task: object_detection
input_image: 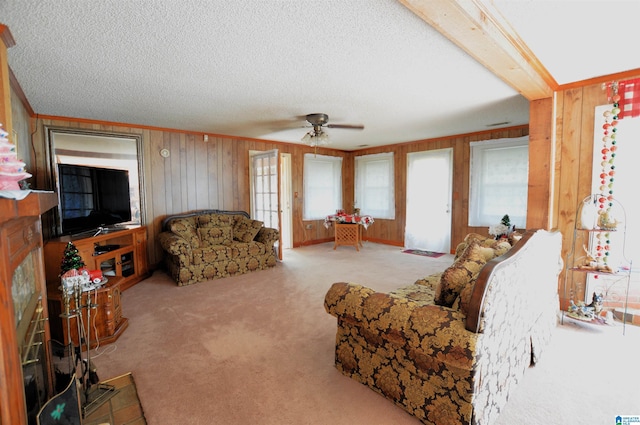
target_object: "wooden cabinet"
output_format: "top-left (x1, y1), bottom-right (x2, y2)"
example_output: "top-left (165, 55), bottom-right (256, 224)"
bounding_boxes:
top-left (44, 225), bottom-right (149, 292)
top-left (43, 227), bottom-right (149, 349)
top-left (134, 226), bottom-right (149, 277)
top-left (47, 276), bottom-right (128, 348)
top-left (0, 191), bottom-right (58, 425)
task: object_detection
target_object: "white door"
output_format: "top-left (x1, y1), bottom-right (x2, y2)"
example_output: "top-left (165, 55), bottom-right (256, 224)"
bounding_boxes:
top-left (405, 148), bottom-right (453, 252)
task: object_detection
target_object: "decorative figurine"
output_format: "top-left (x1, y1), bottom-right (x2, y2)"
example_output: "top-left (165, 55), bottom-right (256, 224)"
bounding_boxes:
top-left (0, 124), bottom-right (31, 190)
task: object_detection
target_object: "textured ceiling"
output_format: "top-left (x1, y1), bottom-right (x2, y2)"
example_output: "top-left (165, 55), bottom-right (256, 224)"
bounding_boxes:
top-left (493, 0), bottom-right (640, 86)
top-left (2, 1), bottom-right (640, 151)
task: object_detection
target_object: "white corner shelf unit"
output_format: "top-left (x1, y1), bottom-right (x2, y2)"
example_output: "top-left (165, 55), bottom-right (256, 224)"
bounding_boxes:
top-left (562, 194), bottom-right (633, 334)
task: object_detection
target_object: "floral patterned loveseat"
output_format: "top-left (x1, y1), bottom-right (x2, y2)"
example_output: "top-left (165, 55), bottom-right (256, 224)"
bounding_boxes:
top-left (158, 210), bottom-right (278, 286)
top-left (324, 229), bottom-right (562, 425)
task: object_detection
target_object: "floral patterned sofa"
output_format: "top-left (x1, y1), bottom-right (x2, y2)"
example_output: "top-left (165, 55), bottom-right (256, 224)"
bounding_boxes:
top-left (324, 229), bottom-right (562, 425)
top-left (157, 210), bottom-right (278, 286)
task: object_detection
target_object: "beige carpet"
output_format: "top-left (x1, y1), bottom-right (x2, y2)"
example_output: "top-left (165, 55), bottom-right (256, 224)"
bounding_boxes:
top-left (88, 242), bottom-right (640, 425)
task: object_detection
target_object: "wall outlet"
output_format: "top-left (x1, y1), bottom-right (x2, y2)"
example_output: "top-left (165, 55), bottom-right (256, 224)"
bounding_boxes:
top-left (305, 224), bottom-right (313, 230)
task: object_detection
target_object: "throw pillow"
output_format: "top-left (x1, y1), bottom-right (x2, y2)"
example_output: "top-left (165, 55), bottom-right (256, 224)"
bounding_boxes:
top-left (197, 213), bottom-right (235, 228)
top-left (457, 278), bottom-right (478, 316)
top-left (466, 232), bottom-right (511, 249)
top-left (197, 226), bottom-right (233, 246)
top-left (233, 216), bottom-right (263, 243)
top-left (454, 241), bottom-right (467, 259)
top-left (492, 240), bottom-right (512, 258)
top-left (455, 241), bottom-right (495, 261)
top-left (462, 233), bottom-right (511, 260)
top-left (169, 219), bottom-right (200, 249)
top-left (435, 242), bottom-right (487, 307)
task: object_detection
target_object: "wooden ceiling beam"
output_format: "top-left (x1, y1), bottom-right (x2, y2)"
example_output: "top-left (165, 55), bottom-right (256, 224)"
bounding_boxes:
top-left (398, 0), bottom-right (555, 100)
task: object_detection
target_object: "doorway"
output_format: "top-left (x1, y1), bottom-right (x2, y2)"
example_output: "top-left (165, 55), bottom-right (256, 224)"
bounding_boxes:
top-left (249, 150), bottom-right (292, 258)
top-left (279, 153), bottom-right (293, 250)
top-left (405, 148), bottom-right (453, 253)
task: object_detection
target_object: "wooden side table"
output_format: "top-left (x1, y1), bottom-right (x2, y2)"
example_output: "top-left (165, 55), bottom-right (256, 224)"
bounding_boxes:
top-left (47, 276), bottom-right (128, 349)
top-left (334, 223), bottom-right (361, 251)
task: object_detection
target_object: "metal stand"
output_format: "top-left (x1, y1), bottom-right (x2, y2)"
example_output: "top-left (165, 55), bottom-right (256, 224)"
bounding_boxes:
top-left (60, 280), bottom-right (118, 417)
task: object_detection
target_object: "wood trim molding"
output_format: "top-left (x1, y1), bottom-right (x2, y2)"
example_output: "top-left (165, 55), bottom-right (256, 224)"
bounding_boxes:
top-left (557, 68), bottom-right (640, 91)
top-left (0, 24), bottom-right (16, 49)
top-left (0, 25), bottom-right (35, 116)
top-left (36, 113), bottom-right (303, 145)
top-left (397, 0), bottom-right (555, 100)
top-left (1, 25), bottom-right (16, 134)
top-left (9, 66), bottom-right (34, 116)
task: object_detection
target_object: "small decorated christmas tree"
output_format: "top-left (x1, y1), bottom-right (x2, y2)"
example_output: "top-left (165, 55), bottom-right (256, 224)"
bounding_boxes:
top-left (60, 242), bottom-right (85, 275)
top-left (489, 214), bottom-right (514, 240)
top-left (501, 214), bottom-right (511, 228)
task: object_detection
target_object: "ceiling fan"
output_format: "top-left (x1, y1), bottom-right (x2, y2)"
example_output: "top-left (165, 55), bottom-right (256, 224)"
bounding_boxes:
top-left (302, 113), bottom-right (364, 147)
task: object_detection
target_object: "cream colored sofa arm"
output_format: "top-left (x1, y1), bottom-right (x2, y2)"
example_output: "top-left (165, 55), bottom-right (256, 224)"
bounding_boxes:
top-left (465, 229), bottom-right (562, 333)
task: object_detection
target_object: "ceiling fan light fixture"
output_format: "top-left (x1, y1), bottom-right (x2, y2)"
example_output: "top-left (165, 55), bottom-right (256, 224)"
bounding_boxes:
top-left (300, 113), bottom-right (360, 149)
top-left (302, 128), bottom-right (330, 147)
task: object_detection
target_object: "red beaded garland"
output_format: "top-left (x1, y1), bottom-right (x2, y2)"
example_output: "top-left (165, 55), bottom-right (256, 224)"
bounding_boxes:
top-left (596, 94), bottom-right (619, 266)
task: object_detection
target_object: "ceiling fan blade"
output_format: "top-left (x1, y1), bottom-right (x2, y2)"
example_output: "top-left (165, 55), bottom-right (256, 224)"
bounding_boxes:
top-left (326, 124), bottom-right (364, 130)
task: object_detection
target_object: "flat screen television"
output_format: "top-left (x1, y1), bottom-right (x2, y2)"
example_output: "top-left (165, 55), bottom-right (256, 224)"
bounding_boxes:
top-left (57, 164), bottom-right (132, 235)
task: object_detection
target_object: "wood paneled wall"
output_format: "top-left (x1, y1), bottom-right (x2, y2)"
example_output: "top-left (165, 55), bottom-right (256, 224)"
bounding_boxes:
top-left (352, 126), bottom-right (530, 250)
top-left (28, 117), bottom-right (353, 266)
top-left (527, 97), bottom-right (554, 230)
top-left (20, 75), bottom-right (630, 307)
top-left (552, 78), bottom-right (638, 305)
top-left (27, 115), bottom-right (529, 268)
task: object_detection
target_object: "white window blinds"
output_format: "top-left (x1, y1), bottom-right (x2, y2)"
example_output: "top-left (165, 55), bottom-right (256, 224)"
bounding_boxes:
top-left (355, 152), bottom-right (395, 219)
top-left (469, 136), bottom-right (528, 228)
top-left (303, 153), bottom-right (342, 220)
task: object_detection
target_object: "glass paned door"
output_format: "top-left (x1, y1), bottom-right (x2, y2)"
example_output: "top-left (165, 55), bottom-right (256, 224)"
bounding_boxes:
top-left (250, 150), bottom-right (281, 258)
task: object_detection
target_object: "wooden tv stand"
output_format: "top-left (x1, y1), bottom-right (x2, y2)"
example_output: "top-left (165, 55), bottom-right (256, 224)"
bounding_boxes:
top-left (44, 225), bottom-right (149, 292)
top-left (43, 226), bottom-right (149, 347)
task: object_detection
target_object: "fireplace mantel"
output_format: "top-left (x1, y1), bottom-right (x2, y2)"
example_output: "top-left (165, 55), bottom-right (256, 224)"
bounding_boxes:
top-left (0, 191), bottom-right (57, 425)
